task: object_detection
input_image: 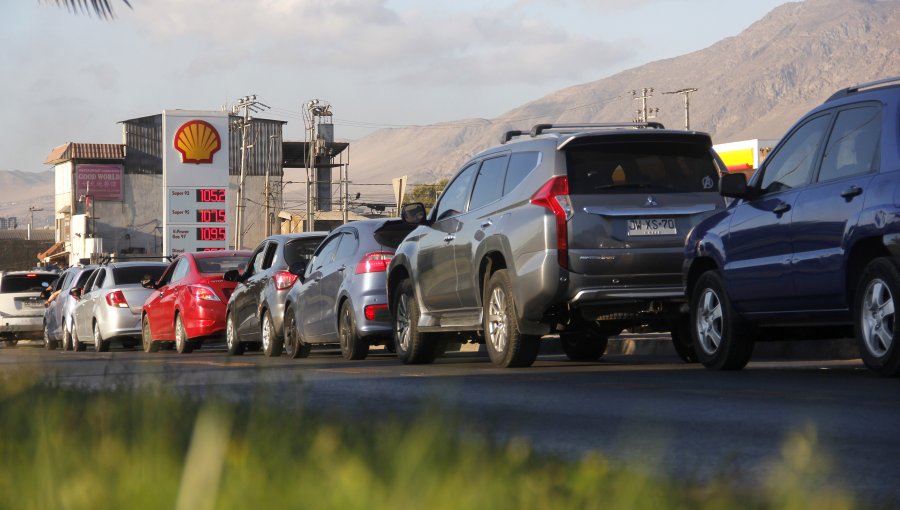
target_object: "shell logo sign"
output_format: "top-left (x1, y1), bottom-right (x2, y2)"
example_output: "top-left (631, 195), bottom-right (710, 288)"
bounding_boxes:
top-left (173, 120), bottom-right (222, 164)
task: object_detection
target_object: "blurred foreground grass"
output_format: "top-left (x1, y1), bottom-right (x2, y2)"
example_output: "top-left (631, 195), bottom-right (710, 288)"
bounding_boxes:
top-left (0, 372), bottom-right (860, 510)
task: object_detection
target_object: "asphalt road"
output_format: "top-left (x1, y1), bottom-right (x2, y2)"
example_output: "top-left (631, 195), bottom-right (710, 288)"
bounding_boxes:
top-left (2, 339), bottom-right (899, 505)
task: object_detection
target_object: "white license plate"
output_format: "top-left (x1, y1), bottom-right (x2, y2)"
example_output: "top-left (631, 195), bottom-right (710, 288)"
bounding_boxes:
top-left (627, 218), bottom-right (677, 236)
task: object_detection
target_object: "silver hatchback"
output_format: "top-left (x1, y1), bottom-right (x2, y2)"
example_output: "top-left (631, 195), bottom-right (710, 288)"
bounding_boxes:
top-left (71, 262), bottom-right (168, 352)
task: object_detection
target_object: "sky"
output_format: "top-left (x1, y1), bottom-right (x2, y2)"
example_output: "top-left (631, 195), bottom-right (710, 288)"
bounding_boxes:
top-left (0, 0), bottom-right (790, 173)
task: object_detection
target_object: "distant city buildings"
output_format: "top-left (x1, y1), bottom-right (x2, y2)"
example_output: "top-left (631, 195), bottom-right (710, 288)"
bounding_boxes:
top-left (0, 217), bottom-right (18, 229)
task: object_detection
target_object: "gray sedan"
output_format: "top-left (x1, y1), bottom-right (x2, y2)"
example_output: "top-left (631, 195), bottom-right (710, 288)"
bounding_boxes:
top-left (72, 261), bottom-right (168, 352)
top-left (282, 219), bottom-right (416, 360)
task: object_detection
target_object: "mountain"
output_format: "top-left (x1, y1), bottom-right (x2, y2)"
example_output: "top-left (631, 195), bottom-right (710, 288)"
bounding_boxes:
top-left (350, 0), bottom-right (900, 184)
top-left (0, 170), bottom-right (55, 228)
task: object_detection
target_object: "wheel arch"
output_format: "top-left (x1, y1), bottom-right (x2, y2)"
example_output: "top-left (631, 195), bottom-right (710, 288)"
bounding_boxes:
top-left (846, 236), bottom-right (891, 308)
top-left (478, 251), bottom-right (508, 304)
top-left (387, 265), bottom-right (410, 315)
top-left (686, 256), bottom-right (719, 301)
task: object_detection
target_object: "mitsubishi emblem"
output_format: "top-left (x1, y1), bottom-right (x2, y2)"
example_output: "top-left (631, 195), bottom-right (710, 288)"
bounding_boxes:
top-left (644, 195), bottom-right (659, 207)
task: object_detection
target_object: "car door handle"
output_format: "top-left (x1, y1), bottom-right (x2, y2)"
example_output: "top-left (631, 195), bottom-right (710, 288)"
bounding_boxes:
top-left (444, 235), bottom-right (455, 242)
top-left (480, 220), bottom-right (493, 229)
top-left (772, 202), bottom-right (791, 215)
top-left (841, 186), bottom-right (863, 199)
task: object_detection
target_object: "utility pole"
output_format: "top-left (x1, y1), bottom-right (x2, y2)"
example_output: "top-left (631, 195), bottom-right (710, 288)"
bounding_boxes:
top-left (303, 99), bottom-right (333, 232)
top-left (27, 206), bottom-right (43, 241)
top-left (232, 95), bottom-right (269, 249)
top-left (663, 88), bottom-right (698, 130)
top-left (631, 88), bottom-right (658, 123)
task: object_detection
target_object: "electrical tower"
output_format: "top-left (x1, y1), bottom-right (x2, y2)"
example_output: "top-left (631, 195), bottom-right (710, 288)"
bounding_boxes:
top-left (663, 88), bottom-right (698, 130)
top-left (631, 88), bottom-right (658, 123)
top-left (232, 95), bottom-right (269, 249)
top-left (303, 99), bottom-right (334, 232)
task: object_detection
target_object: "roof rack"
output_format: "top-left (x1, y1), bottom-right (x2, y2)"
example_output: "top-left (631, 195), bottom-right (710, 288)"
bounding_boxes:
top-left (826, 76), bottom-right (900, 102)
top-left (501, 122), bottom-right (665, 144)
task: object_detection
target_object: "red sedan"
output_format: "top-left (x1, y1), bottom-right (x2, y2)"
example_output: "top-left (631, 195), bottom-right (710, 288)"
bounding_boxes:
top-left (141, 250), bottom-right (251, 354)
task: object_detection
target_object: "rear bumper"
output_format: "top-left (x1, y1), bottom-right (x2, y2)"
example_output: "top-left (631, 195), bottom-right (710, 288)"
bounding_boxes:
top-left (0, 316), bottom-right (43, 334)
top-left (183, 302), bottom-right (227, 339)
top-left (99, 312), bottom-right (143, 340)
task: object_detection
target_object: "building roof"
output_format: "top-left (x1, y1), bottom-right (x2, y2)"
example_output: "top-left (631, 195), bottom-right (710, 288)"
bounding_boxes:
top-left (44, 143), bottom-right (125, 165)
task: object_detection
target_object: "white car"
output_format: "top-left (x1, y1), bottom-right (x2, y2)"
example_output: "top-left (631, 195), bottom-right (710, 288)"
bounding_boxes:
top-left (0, 271), bottom-right (59, 347)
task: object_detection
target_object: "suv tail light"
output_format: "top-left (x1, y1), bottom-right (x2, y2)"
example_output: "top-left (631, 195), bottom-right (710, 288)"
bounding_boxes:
top-left (530, 176), bottom-right (573, 269)
top-left (105, 290), bottom-right (129, 308)
top-left (188, 285), bottom-right (221, 302)
top-left (273, 271), bottom-right (298, 291)
top-left (356, 252), bottom-right (394, 274)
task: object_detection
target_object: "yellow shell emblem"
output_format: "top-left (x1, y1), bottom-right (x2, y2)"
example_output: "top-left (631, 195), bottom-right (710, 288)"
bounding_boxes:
top-left (174, 120), bottom-right (221, 164)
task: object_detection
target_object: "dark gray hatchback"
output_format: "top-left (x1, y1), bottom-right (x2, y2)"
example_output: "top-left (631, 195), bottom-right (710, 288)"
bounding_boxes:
top-left (387, 123), bottom-right (727, 367)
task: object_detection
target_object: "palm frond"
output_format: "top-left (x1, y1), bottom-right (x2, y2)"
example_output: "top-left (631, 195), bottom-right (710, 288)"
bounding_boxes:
top-left (40, 0), bottom-right (132, 20)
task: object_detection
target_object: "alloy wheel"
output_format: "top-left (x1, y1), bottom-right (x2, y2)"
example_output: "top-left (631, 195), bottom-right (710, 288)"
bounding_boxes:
top-left (395, 292), bottom-right (411, 352)
top-left (696, 288), bottom-right (723, 355)
top-left (861, 278), bottom-right (895, 358)
top-left (487, 287), bottom-right (508, 354)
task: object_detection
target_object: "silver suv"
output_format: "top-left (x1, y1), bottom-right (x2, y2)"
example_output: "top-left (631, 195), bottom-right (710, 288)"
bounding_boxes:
top-left (387, 123), bottom-right (727, 367)
top-left (0, 270), bottom-right (59, 346)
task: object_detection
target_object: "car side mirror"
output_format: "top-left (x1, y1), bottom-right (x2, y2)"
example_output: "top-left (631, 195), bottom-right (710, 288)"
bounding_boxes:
top-left (223, 269), bottom-right (241, 282)
top-left (401, 203), bottom-right (427, 224)
top-left (288, 261), bottom-right (308, 278)
top-left (69, 287), bottom-right (82, 299)
top-left (720, 172), bottom-right (751, 199)
top-left (141, 276), bottom-right (157, 289)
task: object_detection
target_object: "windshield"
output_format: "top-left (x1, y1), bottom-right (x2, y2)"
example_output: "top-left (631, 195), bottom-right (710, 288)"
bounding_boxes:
top-left (196, 255), bottom-right (251, 274)
top-left (0, 274), bottom-right (58, 293)
top-left (566, 141), bottom-right (719, 194)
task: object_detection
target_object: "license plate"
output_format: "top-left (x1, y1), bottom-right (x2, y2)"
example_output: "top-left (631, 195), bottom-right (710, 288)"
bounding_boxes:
top-left (627, 218), bottom-right (677, 236)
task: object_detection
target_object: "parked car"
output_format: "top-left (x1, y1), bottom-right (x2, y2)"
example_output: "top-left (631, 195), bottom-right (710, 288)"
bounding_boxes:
top-left (683, 76), bottom-right (900, 376)
top-left (43, 265), bottom-right (97, 350)
top-left (387, 122), bottom-right (727, 367)
top-left (282, 219), bottom-right (417, 360)
top-left (0, 271), bottom-right (59, 346)
top-left (141, 250), bottom-right (251, 353)
top-left (71, 261), bottom-right (168, 352)
top-left (224, 233), bottom-right (327, 356)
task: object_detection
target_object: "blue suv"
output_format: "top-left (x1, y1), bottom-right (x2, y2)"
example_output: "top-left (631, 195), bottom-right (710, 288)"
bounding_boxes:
top-left (684, 76), bottom-right (900, 376)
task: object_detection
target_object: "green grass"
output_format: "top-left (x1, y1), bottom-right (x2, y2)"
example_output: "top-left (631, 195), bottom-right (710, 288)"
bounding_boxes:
top-left (0, 372), bottom-right (861, 510)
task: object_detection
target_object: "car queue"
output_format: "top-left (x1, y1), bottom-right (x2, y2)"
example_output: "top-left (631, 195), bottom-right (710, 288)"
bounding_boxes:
top-left (9, 78), bottom-right (900, 378)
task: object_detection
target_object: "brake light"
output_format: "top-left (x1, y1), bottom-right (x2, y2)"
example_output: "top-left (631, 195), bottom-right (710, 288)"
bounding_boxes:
top-left (188, 285), bottom-right (221, 302)
top-left (530, 176), bottom-right (573, 269)
top-left (355, 252), bottom-right (393, 274)
top-left (364, 304), bottom-right (389, 321)
top-left (26, 273), bottom-right (37, 277)
top-left (273, 271), bottom-right (298, 291)
top-left (105, 290), bottom-right (129, 308)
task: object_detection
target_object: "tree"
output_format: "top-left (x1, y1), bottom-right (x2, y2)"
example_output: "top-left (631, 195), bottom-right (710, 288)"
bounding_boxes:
top-left (404, 178), bottom-right (448, 212)
top-left (41, 0), bottom-right (131, 19)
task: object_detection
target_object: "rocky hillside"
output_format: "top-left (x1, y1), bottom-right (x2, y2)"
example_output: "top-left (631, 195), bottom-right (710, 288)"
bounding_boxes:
top-left (350, 0), bottom-right (900, 184)
top-left (0, 170), bottom-right (54, 228)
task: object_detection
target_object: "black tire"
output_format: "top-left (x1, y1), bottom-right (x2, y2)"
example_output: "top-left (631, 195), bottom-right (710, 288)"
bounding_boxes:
top-left (261, 311), bottom-right (283, 357)
top-left (559, 328), bottom-right (608, 361)
top-left (141, 315), bottom-right (160, 353)
top-left (283, 305), bottom-right (312, 359)
top-left (854, 257), bottom-right (900, 377)
top-left (690, 271), bottom-right (754, 370)
top-left (93, 322), bottom-right (110, 353)
top-left (62, 323), bottom-right (73, 351)
top-left (174, 315), bottom-right (194, 354)
top-left (2, 339), bottom-right (17, 348)
top-left (483, 269), bottom-right (540, 368)
top-left (670, 314), bottom-right (698, 363)
top-left (225, 313), bottom-right (244, 356)
top-left (339, 301), bottom-right (369, 360)
top-left (392, 278), bottom-right (439, 364)
top-left (43, 322), bottom-right (58, 350)
top-left (72, 326), bottom-right (85, 352)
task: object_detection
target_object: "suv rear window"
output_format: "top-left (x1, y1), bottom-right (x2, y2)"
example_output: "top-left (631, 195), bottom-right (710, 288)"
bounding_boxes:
top-left (112, 266), bottom-right (167, 285)
top-left (566, 141), bottom-right (719, 194)
top-left (284, 238), bottom-right (324, 266)
top-left (0, 274), bottom-right (58, 293)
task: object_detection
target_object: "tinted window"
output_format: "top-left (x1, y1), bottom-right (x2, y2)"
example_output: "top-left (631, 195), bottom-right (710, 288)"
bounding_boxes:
top-left (196, 255), bottom-right (251, 274)
top-left (94, 269), bottom-right (107, 289)
top-left (334, 231), bottom-right (359, 263)
top-left (82, 270), bottom-right (99, 292)
top-left (760, 114), bottom-right (831, 194)
top-left (170, 258), bottom-right (190, 283)
top-left (112, 265), bottom-right (167, 285)
top-left (308, 234), bottom-right (342, 272)
top-left (0, 274), bottom-right (58, 293)
top-left (261, 243), bottom-right (278, 270)
top-left (284, 237), bottom-right (323, 266)
top-left (57, 271), bottom-right (75, 291)
top-left (433, 164), bottom-right (477, 221)
top-left (503, 151), bottom-right (540, 195)
top-left (74, 269), bottom-right (95, 288)
top-left (249, 243), bottom-right (268, 275)
top-left (818, 105), bottom-right (881, 182)
top-left (469, 156), bottom-right (509, 211)
top-left (566, 141), bottom-right (719, 194)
